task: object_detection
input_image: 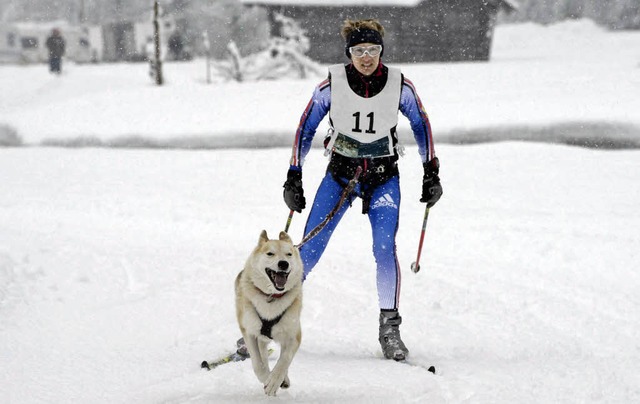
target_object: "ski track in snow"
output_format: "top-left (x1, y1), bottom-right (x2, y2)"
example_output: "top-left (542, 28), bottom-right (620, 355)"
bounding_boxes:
top-left (0, 144), bottom-right (639, 403)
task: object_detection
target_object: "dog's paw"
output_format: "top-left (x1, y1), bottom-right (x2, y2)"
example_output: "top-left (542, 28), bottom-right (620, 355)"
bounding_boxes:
top-left (263, 383), bottom-right (277, 396)
top-left (263, 380), bottom-right (280, 396)
top-left (264, 373), bottom-right (286, 396)
top-left (280, 375), bottom-right (290, 389)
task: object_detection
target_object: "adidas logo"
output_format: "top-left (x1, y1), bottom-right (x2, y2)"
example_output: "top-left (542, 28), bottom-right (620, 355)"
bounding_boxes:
top-left (371, 193), bottom-right (398, 210)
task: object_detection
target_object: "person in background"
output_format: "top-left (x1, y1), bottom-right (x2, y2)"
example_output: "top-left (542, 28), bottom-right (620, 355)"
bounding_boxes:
top-left (168, 30), bottom-right (186, 61)
top-left (45, 28), bottom-right (65, 74)
top-left (282, 18), bottom-right (443, 361)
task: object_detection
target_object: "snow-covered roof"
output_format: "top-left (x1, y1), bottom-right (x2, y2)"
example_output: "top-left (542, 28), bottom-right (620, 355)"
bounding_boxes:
top-left (9, 20), bottom-right (74, 31)
top-left (240, 0), bottom-right (422, 6)
top-left (501, 0), bottom-right (519, 11)
top-left (240, 0), bottom-right (517, 10)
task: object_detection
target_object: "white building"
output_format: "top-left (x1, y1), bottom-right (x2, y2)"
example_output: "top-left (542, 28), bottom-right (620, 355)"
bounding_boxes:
top-left (0, 21), bottom-right (101, 64)
top-left (101, 17), bottom-right (174, 62)
top-left (0, 9), bottom-right (177, 65)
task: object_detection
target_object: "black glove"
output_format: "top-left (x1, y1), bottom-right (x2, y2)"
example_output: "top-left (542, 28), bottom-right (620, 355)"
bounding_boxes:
top-left (420, 157), bottom-right (443, 208)
top-left (283, 168), bottom-right (306, 213)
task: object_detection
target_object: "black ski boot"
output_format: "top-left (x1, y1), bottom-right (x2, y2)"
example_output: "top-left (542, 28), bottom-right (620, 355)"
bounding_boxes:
top-left (378, 310), bottom-right (409, 361)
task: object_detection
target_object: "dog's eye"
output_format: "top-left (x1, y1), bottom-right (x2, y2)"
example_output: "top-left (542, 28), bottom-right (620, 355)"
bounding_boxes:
top-left (286, 253), bottom-right (293, 257)
top-left (266, 252), bottom-right (275, 257)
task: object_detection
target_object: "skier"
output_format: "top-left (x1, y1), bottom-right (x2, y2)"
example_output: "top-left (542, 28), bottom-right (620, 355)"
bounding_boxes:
top-left (282, 18), bottom-right (443, 361)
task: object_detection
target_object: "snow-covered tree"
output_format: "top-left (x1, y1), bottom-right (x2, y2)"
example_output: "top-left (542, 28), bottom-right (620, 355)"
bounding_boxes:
top-left (213, 12), bottom-right (323, 82)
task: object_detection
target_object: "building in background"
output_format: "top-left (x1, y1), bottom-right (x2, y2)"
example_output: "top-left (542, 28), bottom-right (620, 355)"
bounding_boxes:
top-left (0, 11), bottom-right (177, 64)
top-left (0, 21), bottom-right (98, 64)
top-left (101, 17), bottom-right (174, 62)
top-left (99, 3), bottom-right (178, 62)
top-left (241, 0), bottom-right (518, 63)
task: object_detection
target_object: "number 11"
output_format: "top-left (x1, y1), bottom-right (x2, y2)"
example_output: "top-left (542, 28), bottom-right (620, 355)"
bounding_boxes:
top-left (352, 112), bottom-right (376, 134)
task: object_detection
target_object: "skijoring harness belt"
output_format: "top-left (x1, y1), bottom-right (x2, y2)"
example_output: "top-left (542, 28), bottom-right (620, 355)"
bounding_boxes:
top-left (327, 152), bottom-right (399, 214)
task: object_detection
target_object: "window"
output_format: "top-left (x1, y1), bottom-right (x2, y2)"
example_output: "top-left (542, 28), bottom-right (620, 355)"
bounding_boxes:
top-left (21, 37), bottom-right (38, 49)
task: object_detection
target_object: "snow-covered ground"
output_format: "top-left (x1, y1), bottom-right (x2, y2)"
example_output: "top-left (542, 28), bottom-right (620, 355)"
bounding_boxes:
top-left (1, 20), bottom-right (640, 403)
top-left (0, 19), bottom-right (639, 148)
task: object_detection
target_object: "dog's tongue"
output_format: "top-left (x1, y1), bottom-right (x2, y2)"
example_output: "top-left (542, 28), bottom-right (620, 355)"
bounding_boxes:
top-left (273, 272), bottom-right (288, 290)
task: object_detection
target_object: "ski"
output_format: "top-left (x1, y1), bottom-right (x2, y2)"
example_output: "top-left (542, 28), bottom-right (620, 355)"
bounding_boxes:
top-left (397, 359), bottom-right (436, 374)
top-left (201, 348), bottom-right (275, 371)
top-left (201, 351), bottom-right (249, 370)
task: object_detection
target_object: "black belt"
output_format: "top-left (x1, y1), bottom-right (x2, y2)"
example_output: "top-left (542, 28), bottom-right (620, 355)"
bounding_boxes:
top-left (327, 153), bottom-right (399, 214)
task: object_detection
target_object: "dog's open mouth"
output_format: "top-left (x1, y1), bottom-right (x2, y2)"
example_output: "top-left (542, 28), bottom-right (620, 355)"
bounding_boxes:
top-left (266, 268), bottom-right (289, 291)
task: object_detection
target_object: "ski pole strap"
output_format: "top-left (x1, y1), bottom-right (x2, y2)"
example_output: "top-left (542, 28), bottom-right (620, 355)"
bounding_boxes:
top-left (296, 166), bottom-right (362, 248)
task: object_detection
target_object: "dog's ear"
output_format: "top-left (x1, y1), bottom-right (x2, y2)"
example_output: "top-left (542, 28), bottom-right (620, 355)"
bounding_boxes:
top-left (259, 230), bottom-right (269, 244)
top-left (279, 231), bottom-right (292, 243)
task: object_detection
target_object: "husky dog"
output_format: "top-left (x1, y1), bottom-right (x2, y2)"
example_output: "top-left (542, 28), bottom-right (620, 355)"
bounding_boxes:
top-left (235, 230), bottom-right (303, 396)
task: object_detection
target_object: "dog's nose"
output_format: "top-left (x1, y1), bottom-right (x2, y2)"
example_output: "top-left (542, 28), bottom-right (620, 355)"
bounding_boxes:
top-left (277, 260), bottom-right (289, 270)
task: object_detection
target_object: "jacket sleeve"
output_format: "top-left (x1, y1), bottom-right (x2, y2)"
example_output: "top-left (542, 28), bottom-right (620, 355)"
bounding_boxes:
top-left (399, 76), bottom-right (435, 164)
top-left (288, 78), bottom-right (331, 169)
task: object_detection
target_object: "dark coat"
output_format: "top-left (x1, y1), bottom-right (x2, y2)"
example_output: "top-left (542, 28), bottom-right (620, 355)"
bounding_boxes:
top-left (46, 35), bottom-right (66, 58)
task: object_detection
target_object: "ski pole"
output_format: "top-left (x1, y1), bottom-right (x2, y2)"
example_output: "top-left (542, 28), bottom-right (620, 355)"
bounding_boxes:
top-left (284, 209), bottom-right (294, 233)
top-left (410, 205), bottom-right (430, 273)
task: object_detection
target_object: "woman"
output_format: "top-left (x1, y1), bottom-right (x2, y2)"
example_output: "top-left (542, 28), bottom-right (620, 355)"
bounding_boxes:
top-left (283, 18), bottom-right (443, 361)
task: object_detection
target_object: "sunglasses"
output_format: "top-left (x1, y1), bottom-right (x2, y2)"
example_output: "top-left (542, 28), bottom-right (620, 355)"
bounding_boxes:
top-left (349, 45), bottom-right (382, 58)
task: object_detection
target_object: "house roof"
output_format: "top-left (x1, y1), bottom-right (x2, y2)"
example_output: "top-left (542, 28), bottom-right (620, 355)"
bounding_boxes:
top-left (240, 0), bottom-right (422, 6)
top-left (241, 0), bottom-right (518, 11)
top-left (491, 0), bottom-right (519, 11)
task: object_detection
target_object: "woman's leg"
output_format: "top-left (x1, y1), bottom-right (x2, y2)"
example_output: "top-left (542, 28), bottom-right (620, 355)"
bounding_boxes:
top-left (367, 176), bottom-right (401, 310)
top-left (298, 173), bottom-right (356, 280)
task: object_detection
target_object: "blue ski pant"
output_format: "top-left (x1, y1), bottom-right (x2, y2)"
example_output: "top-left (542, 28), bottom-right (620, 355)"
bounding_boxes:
top-left (299, 172), bottom-right (401, 310)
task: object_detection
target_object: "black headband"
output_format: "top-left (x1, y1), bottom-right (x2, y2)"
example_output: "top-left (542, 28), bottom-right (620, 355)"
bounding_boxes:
top-left (345, 28), bottom-right (384, 58)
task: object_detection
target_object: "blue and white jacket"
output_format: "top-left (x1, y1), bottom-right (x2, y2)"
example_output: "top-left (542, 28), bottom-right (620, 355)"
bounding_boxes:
top-left (289, 63), bottom-right (436, 170)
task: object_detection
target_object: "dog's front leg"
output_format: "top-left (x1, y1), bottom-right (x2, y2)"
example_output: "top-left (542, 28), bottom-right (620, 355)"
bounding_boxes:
top-left (257, 338), bottom-right (271, 368)
top-left (245, 335), bottom-right (270, 384)
top-left (264, 334), bottom-right (300, 396)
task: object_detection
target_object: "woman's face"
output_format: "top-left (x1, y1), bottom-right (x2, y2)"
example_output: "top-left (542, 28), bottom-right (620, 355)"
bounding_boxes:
top-left (349, 42), bottom-right (381, 76)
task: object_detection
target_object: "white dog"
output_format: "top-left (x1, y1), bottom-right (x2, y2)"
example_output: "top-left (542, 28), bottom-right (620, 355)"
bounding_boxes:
top-left (235, 230), bottom-right (303, 396)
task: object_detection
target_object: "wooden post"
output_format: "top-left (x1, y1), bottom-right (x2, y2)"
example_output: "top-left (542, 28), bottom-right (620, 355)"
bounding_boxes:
top-left (203, 30), bottom-right (211, 84)
top-left (153, 0), bottom-right (164, 85)
top-left (78, 0), bottom-right (85, 23)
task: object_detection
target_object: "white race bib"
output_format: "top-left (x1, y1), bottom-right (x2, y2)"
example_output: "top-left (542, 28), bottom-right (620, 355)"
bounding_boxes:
top-left (328, 64), bottom-right (402, 158)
